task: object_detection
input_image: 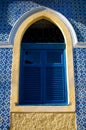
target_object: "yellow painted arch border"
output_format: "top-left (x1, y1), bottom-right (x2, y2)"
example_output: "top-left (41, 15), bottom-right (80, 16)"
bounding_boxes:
top-left (11, 9), bottom-right (75, 112)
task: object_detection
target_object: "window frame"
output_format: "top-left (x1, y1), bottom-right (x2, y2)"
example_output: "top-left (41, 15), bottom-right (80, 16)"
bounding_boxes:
top-left (11, 10), bottom-right (75, 112)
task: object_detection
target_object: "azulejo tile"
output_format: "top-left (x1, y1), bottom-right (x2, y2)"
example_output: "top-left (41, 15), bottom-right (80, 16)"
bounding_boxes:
top-left (0, 48), bottom-right (12, 130)
top-left (0, 0), bottom-right (86, 42)
top-left (73, 48), bottom-right (86, 130)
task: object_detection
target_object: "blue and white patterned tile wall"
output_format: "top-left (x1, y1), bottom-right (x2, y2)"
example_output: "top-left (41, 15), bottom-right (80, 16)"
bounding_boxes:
top-left (73, 48), bottom-right (86, 130)
top-left (0, 0), bottom-right (86, 130)
top-left (0, 0), bottom-right (86, 42)
top-left (0, 49), bottom-right (12, 130)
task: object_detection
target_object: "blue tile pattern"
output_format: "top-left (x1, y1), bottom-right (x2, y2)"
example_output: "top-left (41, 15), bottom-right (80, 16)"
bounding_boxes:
top-left (73, 48), bottom-right (86, 130)
top-left (0, 0), bottom-right (39, 42)
top-left (0, 48), bottom-right (13, 130)
top-left (0, 0), bottom-right (86, 130)
top-left (0, 0), bottom-right (86, 42)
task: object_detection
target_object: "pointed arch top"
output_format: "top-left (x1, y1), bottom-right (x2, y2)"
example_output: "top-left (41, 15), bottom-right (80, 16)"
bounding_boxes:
top-left (9, 6), bottom-right (78, 46)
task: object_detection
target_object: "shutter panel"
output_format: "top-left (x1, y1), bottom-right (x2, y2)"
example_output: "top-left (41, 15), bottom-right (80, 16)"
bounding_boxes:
top-left (46, 67), bottom-right (66, 104)
top-left (23, 67), bottom-right (41, 104)
top-left (46, 50), bottom-right (67, 105)
top-left (47, 50), bottom-right (62, 64)
top-left (20, 49), bottom-right (42, 105)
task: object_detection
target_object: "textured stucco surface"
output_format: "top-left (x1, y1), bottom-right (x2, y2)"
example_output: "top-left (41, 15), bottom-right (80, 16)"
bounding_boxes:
top-left (10, 112), bottom-right (76, 130)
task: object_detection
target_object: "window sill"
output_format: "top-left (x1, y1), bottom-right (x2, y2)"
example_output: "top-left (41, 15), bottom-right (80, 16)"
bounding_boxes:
top-left (11, 102), bottom-right (75, 112)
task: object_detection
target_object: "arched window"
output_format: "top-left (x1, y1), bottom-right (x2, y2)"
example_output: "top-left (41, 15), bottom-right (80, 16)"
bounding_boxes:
top-left (19, 19), bottom-right (67, 105)
top-left (11, 9), bottom-right (75, 112)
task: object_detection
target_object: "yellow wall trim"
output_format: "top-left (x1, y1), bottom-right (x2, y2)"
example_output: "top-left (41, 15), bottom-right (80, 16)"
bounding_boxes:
top-left (11, 9), bottom-right (75, 112)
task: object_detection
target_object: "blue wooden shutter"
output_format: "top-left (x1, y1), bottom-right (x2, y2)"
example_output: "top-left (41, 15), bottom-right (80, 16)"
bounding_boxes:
top-left (19, 49), bottom-right (42, 104)
top-left (19, 43), bottom-right (67, 105)
top-left (45, 50), bottom-right (67, 105)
